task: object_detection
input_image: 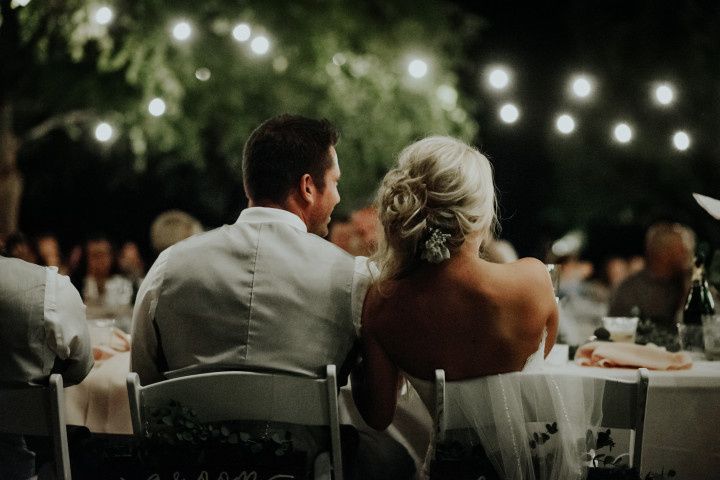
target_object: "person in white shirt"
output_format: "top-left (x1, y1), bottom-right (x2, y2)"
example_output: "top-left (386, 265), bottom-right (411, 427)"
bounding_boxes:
top-left (131, 114), bottom-right (373, 383)
top-left (0, 256), bottom-right (93, 480)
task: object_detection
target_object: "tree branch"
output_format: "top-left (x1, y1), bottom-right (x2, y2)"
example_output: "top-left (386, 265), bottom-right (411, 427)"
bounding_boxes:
top-left (22, 109), bottom-right (97, 144)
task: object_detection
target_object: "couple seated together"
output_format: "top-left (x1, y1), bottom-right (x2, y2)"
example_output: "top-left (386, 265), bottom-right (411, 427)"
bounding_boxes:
top-left (131, 114), bottom-right (596, 479)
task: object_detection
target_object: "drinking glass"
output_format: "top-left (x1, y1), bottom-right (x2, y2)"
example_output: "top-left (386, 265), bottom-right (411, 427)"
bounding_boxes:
top-left (602, 317), bottom-right (639, 343)
top-left (702, 314), bottom-right (720, 360)
top-left (88, 318), bottom-right (115, 347)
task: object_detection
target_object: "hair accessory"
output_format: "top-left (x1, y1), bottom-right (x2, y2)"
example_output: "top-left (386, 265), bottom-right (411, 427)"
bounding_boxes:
top-left (421, 228), bottom-right (451, 264)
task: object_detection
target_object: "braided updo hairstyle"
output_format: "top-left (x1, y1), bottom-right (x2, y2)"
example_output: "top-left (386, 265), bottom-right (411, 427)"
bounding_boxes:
top-left (373, 136), bottom-right (497, 283)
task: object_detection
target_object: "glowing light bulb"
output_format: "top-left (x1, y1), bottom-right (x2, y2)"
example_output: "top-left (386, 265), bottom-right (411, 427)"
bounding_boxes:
top-left (172, 21), bottom-right (192, 41)
top-left (556, 114), bottom-right (576, 134)
top-left (571, 75), bottom-right (592, 98)
top-left (94, 122), bottom-right (113, 142)
top-left (408, 59), bottom-right (428, 79)
top-left (488, 68), bottom-right (510, 90)
top-left (499, 103), bottom-right (520, 124)
top-left (94, 6), bottom-right (113, 25)
top-left (655, 83), bottom-right (675, 106)
top-left (232, 23), bottom-right (251, 42)
top-left (148, 98), bottom-right (166, 117)
top-left (672, 131), bottom-right (690, 151)
top-left (613, 122), bottom-right (633, 144)
top-left (250, 36), bottom-right (270, 55)
top-left (195, 68), bottom-right (211, 81)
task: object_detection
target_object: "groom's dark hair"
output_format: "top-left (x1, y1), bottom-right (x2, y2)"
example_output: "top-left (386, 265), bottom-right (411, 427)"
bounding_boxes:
top-left (243, 114), bottom-right (339, 205)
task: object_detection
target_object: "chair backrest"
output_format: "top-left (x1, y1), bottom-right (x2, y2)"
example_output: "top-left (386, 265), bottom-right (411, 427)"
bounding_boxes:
top-left (0, 374), bottom-right (72, 480)
top-left (435, 368), bottom-right (649, 469)
top-left (127, 365), bottom-right (343, 480)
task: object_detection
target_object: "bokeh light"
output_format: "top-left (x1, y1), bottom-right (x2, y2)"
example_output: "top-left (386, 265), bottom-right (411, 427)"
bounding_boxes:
top-left (556, 114), bottom-right (576, 134)
top-left (499, 103), bottom-right (520, 124)
top-left (194, 68), bottom-right (211, 81)
top-left (654, 83), bottom-right (675, 106)
top-left (613, 122), bottom-right (633, 143)
top-left (232, 23), bottom-right (251, 42)
top-left (488, 68), bottom-right (510, 90)
top-left (172, 21), bottom-right (192, 41)
top-left (94, 122), bottom-right (113, 142)
top-left (250, 36), bottom-right (270, 55)
top-left (148, 98), bottom-right (166, 117)
top-left (408, 59), bottom-right (428, 79)
top-left (571, 75), bottom-right (593, 99)
top-left (94, 6), bottom-right (114, 25)
top-left (672, 130), bottom-right (690, 151)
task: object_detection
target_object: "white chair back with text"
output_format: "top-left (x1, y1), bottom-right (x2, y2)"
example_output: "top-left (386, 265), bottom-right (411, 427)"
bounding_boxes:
top-left (127, 365), bottom-right (343, 480)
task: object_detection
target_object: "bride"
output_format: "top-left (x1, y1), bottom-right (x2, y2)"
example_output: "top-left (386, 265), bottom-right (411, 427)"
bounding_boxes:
top-left (352, 136), bottom-right (597, 479)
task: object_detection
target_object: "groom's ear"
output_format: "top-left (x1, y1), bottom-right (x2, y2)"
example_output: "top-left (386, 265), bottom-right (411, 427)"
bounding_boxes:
top-left (299, 173), bottom-right (316, 205)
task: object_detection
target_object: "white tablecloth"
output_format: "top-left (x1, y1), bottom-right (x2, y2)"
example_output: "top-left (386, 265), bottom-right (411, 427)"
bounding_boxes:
top-left (63, 350), bottom-right (720, 477)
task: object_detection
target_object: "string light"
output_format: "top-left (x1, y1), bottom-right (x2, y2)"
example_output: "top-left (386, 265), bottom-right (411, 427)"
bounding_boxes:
top-left (148, 98), bottom-right (166, 116)
top-left (654, 83), bottom-right (675, 106)
top-left (556, 114), bottom-right (575, 134)
top-left (93, 6), bottom-right (114, 25)
top-left (194, 68), bottom-right (211, 81)
top-left (408, 59), bottom-right (428, 79)
top-left (672, 131), bottom-right (690, 151)
top-left (499, 103), bottom-right (520, 124)
top-left (250, 36), bottom-right (270, 55)
top-left (94, 122), bottom-right (113, 142)
top-left (172, 21), bottom-right (192, 41)
top-left (613, 122), bottom-right (633, 144)
top-left (232, 23), bottom-right (251, 42)
top-left (570, 75), bottom-right (593, 99)
top-left (488, 68), bottom-right (510, 90)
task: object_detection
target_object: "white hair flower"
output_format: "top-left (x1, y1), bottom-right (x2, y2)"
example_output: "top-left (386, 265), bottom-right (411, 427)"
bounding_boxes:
top-left (421, 228), bottom-right (451, 263)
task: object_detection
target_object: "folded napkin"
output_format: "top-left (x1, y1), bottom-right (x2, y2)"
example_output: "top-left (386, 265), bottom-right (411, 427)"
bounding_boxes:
top-left (575, 341), bottom-right (693, 370)
top-left (92, 328), bottom-right (131, 361)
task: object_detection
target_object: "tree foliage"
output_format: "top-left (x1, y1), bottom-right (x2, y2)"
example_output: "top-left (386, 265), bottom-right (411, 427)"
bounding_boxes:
top-left (3, 0), bottom-right (480, 243)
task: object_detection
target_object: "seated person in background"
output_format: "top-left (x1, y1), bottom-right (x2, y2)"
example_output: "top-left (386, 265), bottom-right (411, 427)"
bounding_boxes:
top-left (0, 256), bottom-right (93, 480)
top-left (2, 231), bottom-right (39, 264)
top-left (481, 237), bottom-right (518, 263)
top-left (149, 209), bottom-right (203, 257)
top-left (73, 235), bottom-right (134, 328)
top-left (352, 136), bottom-right (563, 478)
top-left (35, 233), bottom-right (63, 269)
top-left (608, 222), bottom-right (695, 331)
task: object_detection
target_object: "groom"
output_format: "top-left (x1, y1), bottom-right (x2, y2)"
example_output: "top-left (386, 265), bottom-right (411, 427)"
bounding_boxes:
top-left (131, 113), bottom-right (372, 384)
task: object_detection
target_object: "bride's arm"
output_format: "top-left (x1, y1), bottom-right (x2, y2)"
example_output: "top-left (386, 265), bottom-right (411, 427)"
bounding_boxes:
top-left (351, 328), bottom-right (400, 431)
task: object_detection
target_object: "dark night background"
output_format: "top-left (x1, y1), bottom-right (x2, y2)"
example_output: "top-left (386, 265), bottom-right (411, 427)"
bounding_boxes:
top-left (10, 0), bottom-right (720, 262)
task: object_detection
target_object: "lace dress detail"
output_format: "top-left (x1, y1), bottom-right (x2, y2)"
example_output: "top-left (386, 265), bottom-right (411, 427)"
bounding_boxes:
top-left (405, 329), bottom-right (602, 480)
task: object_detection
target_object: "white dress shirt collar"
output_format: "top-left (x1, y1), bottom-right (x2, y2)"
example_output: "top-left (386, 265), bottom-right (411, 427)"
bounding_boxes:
top-left (237, 207), bottom-right (307, 232)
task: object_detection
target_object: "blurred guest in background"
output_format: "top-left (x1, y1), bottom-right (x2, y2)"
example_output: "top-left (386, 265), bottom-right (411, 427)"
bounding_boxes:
top-left (0, 256), bottom-right (93, 479)
top-left (329, 206), bottom-right (379, 256)
top-left (72, 235), bottom-right (134, 328)
top-left (149, 209), bottom-right (203, 256)
top-left (35, 232), bottom-right (62, 269)
top-left (608, 222), bottom-right (695, 330)
top-left (482, 238), bottom-right (518, 263)
top-left (117, 240), bottom-right (145, 296)
top-left (2, 231), bottom-right (38, 264)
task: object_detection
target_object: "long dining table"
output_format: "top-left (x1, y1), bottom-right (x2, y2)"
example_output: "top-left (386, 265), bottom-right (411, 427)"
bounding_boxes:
top-left (64, 346), bottom-right (720, 477)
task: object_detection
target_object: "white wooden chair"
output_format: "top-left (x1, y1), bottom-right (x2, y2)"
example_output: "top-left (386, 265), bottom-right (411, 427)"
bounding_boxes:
top-left (127, 365), bottom-right (343, 480)
top-left (435, 368), bottom-right (649, 471)
top-left (0, 373), bottom-right (72, 480)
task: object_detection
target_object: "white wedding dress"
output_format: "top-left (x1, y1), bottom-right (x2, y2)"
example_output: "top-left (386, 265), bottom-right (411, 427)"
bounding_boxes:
top-left (404, 331), bottom-right (604, 480)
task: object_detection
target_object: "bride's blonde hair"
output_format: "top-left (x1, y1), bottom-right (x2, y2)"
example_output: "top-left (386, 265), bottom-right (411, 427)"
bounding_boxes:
top-left (373, 136), bottom-right (497, 283)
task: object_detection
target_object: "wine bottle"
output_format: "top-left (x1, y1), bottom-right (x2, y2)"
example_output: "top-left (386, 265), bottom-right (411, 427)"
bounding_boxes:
top-left (683, 255), bottom-right (715, 325)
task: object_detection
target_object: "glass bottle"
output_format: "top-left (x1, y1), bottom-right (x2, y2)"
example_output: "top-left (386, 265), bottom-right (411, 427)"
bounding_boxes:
top-left (680, 256), bottom-right (715, 351)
